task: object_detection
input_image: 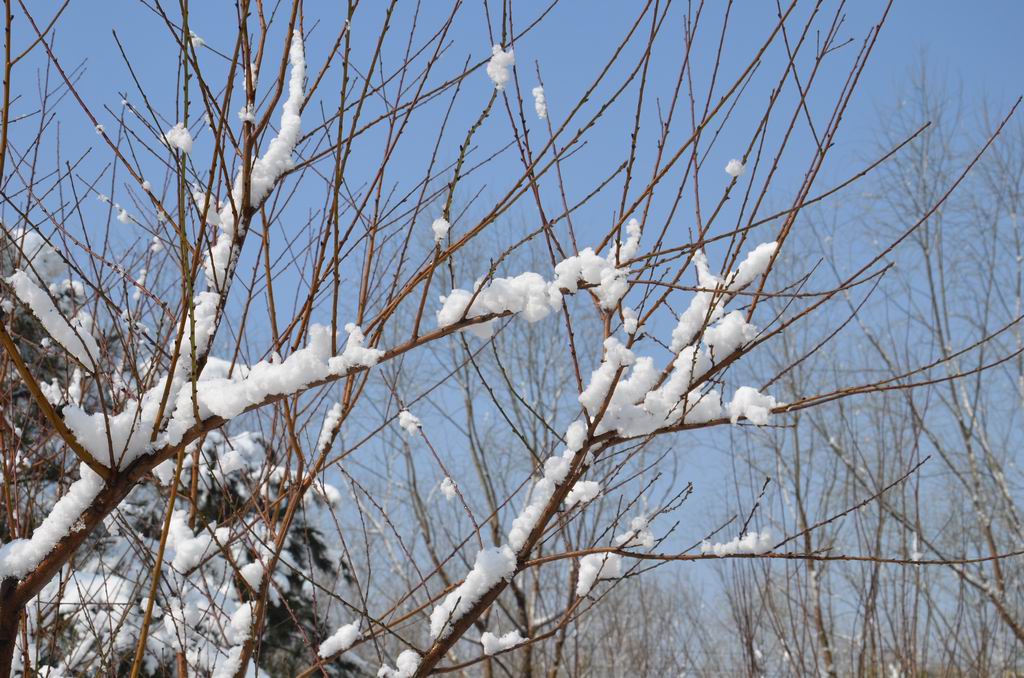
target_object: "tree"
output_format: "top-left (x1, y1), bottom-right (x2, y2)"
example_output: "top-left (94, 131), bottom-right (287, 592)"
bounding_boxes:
top-left (0, 2), bottom-right (1019, 676)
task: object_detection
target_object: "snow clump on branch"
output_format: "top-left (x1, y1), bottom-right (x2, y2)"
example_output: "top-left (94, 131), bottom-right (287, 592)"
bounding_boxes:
top-left (486, 44), bottom-right (515, 91)
top-left (428, 545), bottom-right (517, 639)
top-left (436, 219), bottom-right (642, 338)
top-left (481, 629), bottom-right (526, 655)
top-left (532, 85), bottom-right (547, 119)
top-left (701, 529), bottom-right (773, 556)
top-left (163, 122), bottom-right (193, 153)
top-left (576, 553), bottom-right (622, 597)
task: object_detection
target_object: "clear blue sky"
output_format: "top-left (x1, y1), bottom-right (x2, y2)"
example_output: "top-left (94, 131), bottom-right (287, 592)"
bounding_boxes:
top-left (8, 0), bottom-right (1023, 547)
top-left (15, 1), bottom-right (1022, 272)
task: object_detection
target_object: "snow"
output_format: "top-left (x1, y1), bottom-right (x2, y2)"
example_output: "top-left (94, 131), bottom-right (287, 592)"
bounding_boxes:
top-left (15, 429), bottom-right (347, 673)
top-left (132, 268), bottom-right (147, 301)
top-left (729, 241), bottom-right (778, 289)
top-left (0, 463), bottom-right (105, 578)
top-left (429, 545), bottom-right (517, 639)
top-left (437, 272), bottom-right (560, 339)
top-left (419, 234), bottom-right (782, 652)
top-left (622, 306), bottom-right (638, 334)
top-left (436, 220), bottom-right (641, 336)
top-left (6, 270), bottom-right (100, 367)
top-left (565, 420), bottom-right (586, 452)
top-left (205, 29), bottom-right (305, 291)
top-left (552, 218), bottom-right (641, 310)
top-left (315, 480), bottom-right (342, 506)
top-left (211, 645), bottom-right (244, 678)
top-left (532, 86), bottom-right (547, 119)
top-left (440, 476), bottom-right (457, 500)
top-left (62, 289), bottom-right (219, 466)
top-left (7, 229), bottom-right (64, 280)
top-left (576, 553), bottom-right (622, 597)
top-left (237, 105), bottom-right (255, 123)
top-left (669, 251), bottom-right (725, 352)
top-left (438, 242), bottom-right (775, 443)
top-left (704, 310), bottom-right (757, 359)
top-left (481, 629), bottom-right (526, 655)
top-left (378, 650), bottom-right (421, 678)
top-left (163, 122), bottom-right (194, 154)
top-left (239, 562), bottom-right (264, 589)
top-left (726, 386), bottom-right (778, 425)
top-left (564, 480), bottom-right (601, 508)
top-left (431, 217), bottom-right (450, 243)
top-left (701, 529), bottom-right (773, 556)
top-left (398, 410), bottom-right (421, 435)
top-left (725, 158), bottom-right (746, 177)
top-left (60, 317), bottom-right (379, 478)
top-left (164, 323), bottom-right (382, 442)
top-left (317, 402), bottom-right (344, 455)
top-left (486, 45), bottom-right (515, 91)
top-left (614, 515), bottom-right (655, 548)
top-left (247, 30), bottom-right (305, 203)
top-left (572, 338), bottom-right (722, 439)
top-left (225, 602), bottom-right (254, 645)
top-left (578, 337), bottom-right (637, 413)
top-left (507, 452), bottom-right (572, 550)
top-left (168, 511), bottom-right (225, 571)
top-left (319, 622), bottom-right (359, 658)
top-left (670, 241), bottom-right (777, 353)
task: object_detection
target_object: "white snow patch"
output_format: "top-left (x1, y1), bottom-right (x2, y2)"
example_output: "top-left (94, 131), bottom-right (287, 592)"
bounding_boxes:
top-left (481, 629), bottom-right (526, 655)
top-left (7, 229), bottom-right (64, 280)
top-left (163, 122), bottom-right (193, 154)
top-left (317, 402), bottom-right (344, 455)
top-left (0, 463), bottom-right (105, 578)
top-left (532, 86), bottom-right (547, 119)
top-left (204, 29), bottom-right (305, 291)
top-left (378, 650), bottom-right (421, 678)
top-left (429, 545), bottom-right (517, 639)
top-left (576, 553), bottom-right (622, 597)
top-left (239, 561), bottom-right (264, 589)
top-left (225, 602), bottom-right (253, 645)
top-left (237, 105), bottom-right (256, 123)
top-left (319, 622), bottom-right (360, 658)
top-left (725, 158), bottom-right (746, 177)
top-left (622, 306), bottom-right (638, 334)
top-left (398, 410), bottom-right (421, 435)
top-left (704, 310), bottom-right (757, 359)
top-left (440, 477), bottom-right (457, 500)
top-left (564, 481), bottom-right (601, 509)
top-left (727, 386), bottom-right (778, 426)
top-left (431, 217), bottom-right (450, 244)
top-left (486, 45), bottom-right (515, 91)
top-left (507, 452), bottom-right (572, 551)
top-left (7, 270), bottom-right (100, 368)
top-left (437, 220), bottom-right (642, 337)
top-left (701, 529), bottom-right (773, 556)
top-left (614, 515), bottom-right (655, 548)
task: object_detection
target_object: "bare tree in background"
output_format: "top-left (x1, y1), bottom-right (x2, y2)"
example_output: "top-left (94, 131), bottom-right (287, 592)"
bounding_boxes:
top-left (0, 2), bottom-right (1020, 677)
top-left (669, 72), bottom-right (1024, 677)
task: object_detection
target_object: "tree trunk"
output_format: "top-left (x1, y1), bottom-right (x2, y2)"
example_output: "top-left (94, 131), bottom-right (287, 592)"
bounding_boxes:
top-left (0, 577), bottom-right (20, 678)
